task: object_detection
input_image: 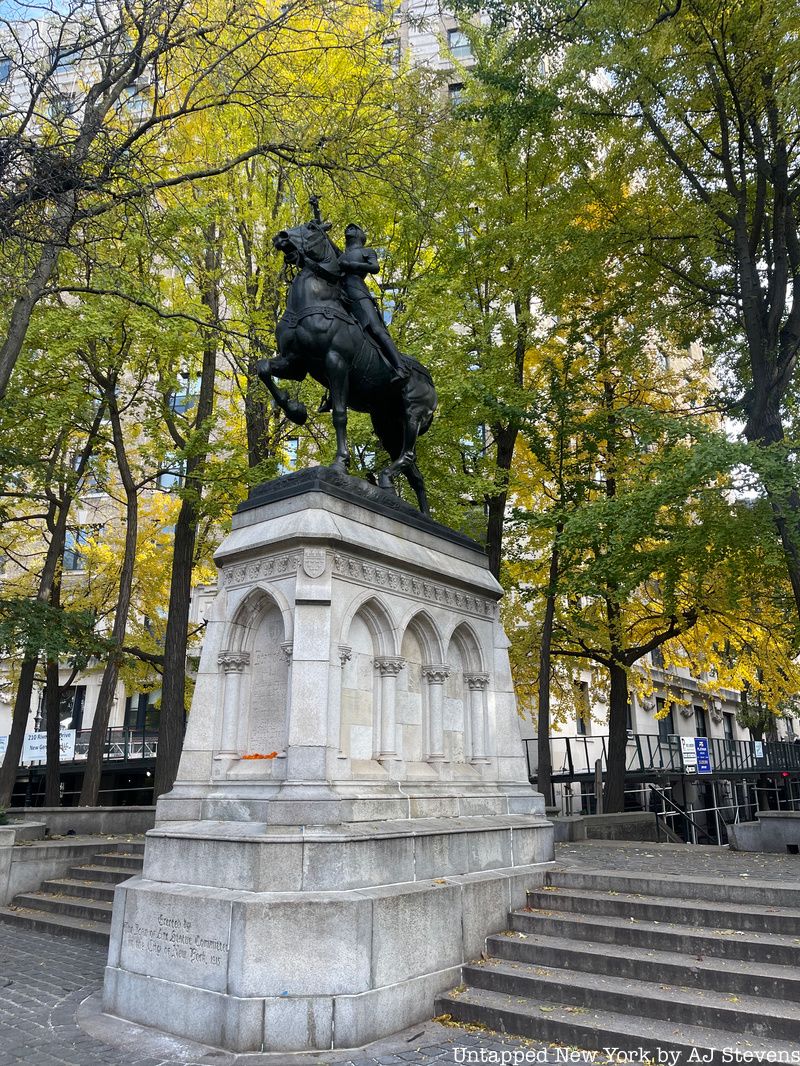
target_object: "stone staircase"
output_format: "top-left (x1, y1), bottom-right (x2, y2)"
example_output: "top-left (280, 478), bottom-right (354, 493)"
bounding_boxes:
top-left (0, 840), bottom-right (143, 943)
top-left (437, 867), bottom-right (800, 1058)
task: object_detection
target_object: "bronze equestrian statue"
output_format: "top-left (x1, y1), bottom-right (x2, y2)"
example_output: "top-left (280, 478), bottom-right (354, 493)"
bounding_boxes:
top-left (255, 199), bottom-right (437, 515)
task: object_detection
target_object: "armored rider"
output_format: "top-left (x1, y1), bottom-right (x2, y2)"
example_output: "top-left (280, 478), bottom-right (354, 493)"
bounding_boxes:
top-left (337, 223), bottom-right (410, 386)
top-left (307, 197), bottom-right (409, 386)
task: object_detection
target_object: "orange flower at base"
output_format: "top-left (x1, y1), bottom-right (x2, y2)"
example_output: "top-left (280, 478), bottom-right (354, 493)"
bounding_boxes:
top-left (241, 751), bottom-right (279, 760)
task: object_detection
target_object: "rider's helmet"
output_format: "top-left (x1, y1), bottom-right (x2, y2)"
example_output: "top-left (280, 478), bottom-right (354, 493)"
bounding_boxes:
top-left (344, 223), bottom-right (367, 245)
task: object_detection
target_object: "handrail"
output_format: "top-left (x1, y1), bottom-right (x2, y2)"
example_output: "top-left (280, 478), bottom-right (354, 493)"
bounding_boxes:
top-left (649, 785), bottom-right (717, 845)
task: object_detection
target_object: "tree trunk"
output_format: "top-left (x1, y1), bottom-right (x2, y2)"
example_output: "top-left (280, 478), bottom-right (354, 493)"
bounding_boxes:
top-left (0, 498), bottom-right (69, 807)
top-left (153, 497), bottom-right (195, 798)
top-left (485, 424), bottom-right (516, 581)
top-left (0, 197), bottom-right (75, 402)
top-left (154, 227), bottom-right (220, 799)
top-left (536, 535), bottom-right (560, 807)
top-left (44, 659), bottom-right (62, 807)
top-left (245, 357), bottom-right (271, 470)
top-left (0, 405), bottom-right (104, 807)
top-left (80, 381), bottom-right (138, 806)
top-left (0, 658), bottom-right (38, 808)
top-left (603, 657), bottom-right (630, 813)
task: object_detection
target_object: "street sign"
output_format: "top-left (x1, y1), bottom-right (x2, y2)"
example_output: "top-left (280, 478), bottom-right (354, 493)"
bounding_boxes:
top-left (695, 736), bottom-right (712, 774)
top-left (680, 736), bottom-right (698, 772)
top-left (22, 730), bottom-right (76, 763)
top-left (0, 735), bottom-right (6, 757)
top-left (681, 736), bottom-right (712, 774)
top-left (754, 740), bottom-right (764, 759)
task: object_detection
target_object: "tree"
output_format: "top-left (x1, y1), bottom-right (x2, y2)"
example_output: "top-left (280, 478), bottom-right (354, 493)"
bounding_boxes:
top-left (0, 0), bottom-right (404, 402)
top-left (463, 0), bottom-right (800, 628)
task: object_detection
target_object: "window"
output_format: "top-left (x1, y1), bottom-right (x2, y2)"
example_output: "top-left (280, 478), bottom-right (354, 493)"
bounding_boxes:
top-left (448, 82), bottom-right (465, 106)
top-left (383, 38), bottom-right (400, 68)
top-left (447, 29), bottom-right (472, 61)
top-left (651, 646), bottom-right (665, 670)
top-left (125, 691), bottom-right (161, 732)
top-left (656, 698), bottom-right (674, 741)
top-left (157, 458), bottom-right (186, 491)
top-left (576, 681), bottom-right (590, 736)
top-left (48, 44), bottom-right (77, 73)
top-left (723, 713), bottom-right (735, 744)
top-left (63, 527), bottom-right (90, 571)
top-left (694, 706), bottom-right (708, 738)
top-left (0, 56), bottom-right (10, 83)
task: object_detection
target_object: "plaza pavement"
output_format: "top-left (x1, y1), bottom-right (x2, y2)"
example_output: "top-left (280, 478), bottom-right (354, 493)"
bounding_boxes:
top-left (2, 840), bottom-right (798, 1066)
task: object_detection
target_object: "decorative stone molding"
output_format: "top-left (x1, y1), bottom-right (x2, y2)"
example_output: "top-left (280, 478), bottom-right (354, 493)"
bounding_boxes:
top-left (464, 672), bottom-right (490, 690)
top-left (422, 664), bottom-right (450, 685)
top-left (374, 656), bottom-right (406, 677)
top-left (221, 553), bottom-right (301, 588)
top-left (679, 705), bottom-right (694, 719)
top-left (331, 551), bottom-right (497, 619)
top-left (338, 645), bottom-right (353, 667)
top-left (280, 642), bottom-right (293, 663)
top-left (218, 651), bottom-right (250, 673)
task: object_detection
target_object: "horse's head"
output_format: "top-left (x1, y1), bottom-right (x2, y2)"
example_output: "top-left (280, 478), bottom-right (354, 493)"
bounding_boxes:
top-left (273, 220), bottom-right (341, 280)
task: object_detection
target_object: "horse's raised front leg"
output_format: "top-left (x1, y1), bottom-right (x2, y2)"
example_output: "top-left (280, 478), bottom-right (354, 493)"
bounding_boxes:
top-left (325, 351), bottom-right (351, 472)
top-left (255, 359), bottom-right (308, 426)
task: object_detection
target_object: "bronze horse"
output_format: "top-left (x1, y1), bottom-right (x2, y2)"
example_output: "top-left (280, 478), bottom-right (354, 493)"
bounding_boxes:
top-left (255, 219), bottom-right (437, 514)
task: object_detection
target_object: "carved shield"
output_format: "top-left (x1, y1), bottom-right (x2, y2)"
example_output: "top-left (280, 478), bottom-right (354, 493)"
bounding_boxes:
top-left (303, 548), bottom-right (327, 578)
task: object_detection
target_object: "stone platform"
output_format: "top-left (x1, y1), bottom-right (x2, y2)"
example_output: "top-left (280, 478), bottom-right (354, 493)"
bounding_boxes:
top-left (102, 468), bottom-right (553, 1053)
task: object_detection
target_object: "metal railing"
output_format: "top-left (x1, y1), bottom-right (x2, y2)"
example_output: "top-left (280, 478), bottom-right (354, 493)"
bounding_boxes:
top-left (23, 727), bottom-right (159, 766)
top-left (526, 733), bottom-right (800, 781)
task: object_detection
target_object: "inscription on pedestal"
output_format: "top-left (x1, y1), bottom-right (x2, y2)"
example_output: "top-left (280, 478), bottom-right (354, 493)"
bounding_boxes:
top-left (122, 913), bottom-right (229, 969)
top-left (119, 893), bottom-right (232, 992)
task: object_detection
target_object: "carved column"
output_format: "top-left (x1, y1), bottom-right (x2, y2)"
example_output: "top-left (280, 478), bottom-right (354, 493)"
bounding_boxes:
top-left (216, 651), bottom-right (250, 759)
top-left (278, 642), bottom-right (293, 757)
top-left (336, 646), bottom-right (352, 758)
top-left (374, 656), bottom-right (405, 760)
top-left (422, 664), bottom-right (449, 761)
top-left (465, 672), bottom-right (490, 763)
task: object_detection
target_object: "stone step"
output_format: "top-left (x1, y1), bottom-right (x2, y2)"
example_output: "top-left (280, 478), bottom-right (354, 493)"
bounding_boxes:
top-left (528, 885), bottom-right (800, 936)
top-left (39, 877), bottom-right (116, 903)
top-left (436, 985), bottom-right (800, 1059)
top-left (11, 892), bottom-right (113, 923)
top-left (91, 852), bottom-right (143, 870)
top-left (68, 863), bottom-right (137, 883)
top-left (487, 931), bottom-right (800, 1003)
top-left (463, 958), bottom-right (800, 1041)
top-left (546, 867), bottom-right (800, 909)
top-left (508, 908), bottom-right (800, 966)
top-left (0, 905), bottom-right (110, 945)
top-left (105, 841), bottom-right (146, 855)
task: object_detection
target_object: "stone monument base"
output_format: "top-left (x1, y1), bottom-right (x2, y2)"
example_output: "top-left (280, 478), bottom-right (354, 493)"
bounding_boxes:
top-left (103, 815), bottom-right (552, 1052)
top-left (102, 469), bottom-right (553, 1052)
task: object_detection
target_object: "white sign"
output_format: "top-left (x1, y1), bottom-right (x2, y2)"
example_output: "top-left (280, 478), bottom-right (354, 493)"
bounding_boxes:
top-left (0, 735), bottom-right (7, 757)
top-left (680, 736), bottom-right (698, 772)
top-left (22, 730), bottom-right (76, 763)
top-left (754, 740), bottom-right (764, 759)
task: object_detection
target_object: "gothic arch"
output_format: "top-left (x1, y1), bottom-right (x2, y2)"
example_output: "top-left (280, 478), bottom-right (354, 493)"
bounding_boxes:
top-left (223, 584), bottom-right (292, 653)
top-left (342, 594), bottom-right (398, 657)
top-left (398, 607), bottom-right (445, 665)
top-left (447, 620), bottom-right (484, 674)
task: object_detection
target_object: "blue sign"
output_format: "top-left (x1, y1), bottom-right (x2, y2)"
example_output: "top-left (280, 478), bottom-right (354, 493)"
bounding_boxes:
top-left (695, 737), bottom-right (712, 774)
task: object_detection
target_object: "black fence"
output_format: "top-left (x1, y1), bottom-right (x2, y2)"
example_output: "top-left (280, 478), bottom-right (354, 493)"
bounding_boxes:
top-left (526, 732), bottom-right (800, 781)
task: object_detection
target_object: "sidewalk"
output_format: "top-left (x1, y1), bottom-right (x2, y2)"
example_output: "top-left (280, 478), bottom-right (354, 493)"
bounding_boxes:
top-left (0, 925), bottom-right (549, 1066)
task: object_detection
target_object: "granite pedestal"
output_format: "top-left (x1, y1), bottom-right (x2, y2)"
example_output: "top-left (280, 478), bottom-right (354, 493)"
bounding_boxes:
top-left (103, 468), bottom-right (553, 1053)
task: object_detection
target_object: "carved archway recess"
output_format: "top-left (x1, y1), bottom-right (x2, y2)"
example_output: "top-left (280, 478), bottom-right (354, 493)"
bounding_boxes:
top-left (222, 583), bottom-right (293, 655)
top-left (340, 597), bottom-right (397, 763)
